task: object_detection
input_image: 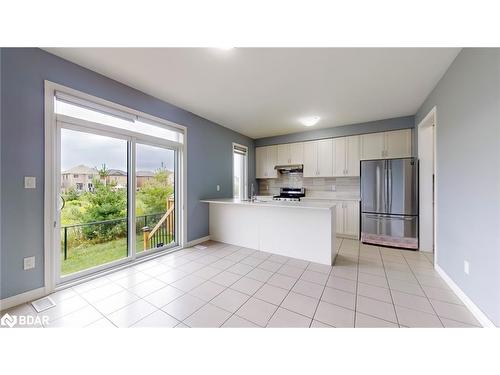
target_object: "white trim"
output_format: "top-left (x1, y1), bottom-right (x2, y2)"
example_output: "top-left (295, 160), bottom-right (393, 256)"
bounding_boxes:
top-left (417, 106), bottom-right (436, 254)
top-left (434, 264), bottom-right (496, 327)
top-left (185, 235), bottom-right (211, 248)
top-left (0, 287), bottom-right (46, 312)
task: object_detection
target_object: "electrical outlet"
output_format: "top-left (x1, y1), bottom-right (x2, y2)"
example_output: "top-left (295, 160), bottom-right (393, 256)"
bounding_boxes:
top-left (331, 185), bottom-right (336, 191)
top-left (24, 256), bottom-right (35, 270)
top-left (24, 176), bottom-right (36, 189)
top-left (464, 260), bottom-right (470, 275)
top-left (216, 185), bottom-right (220, 192)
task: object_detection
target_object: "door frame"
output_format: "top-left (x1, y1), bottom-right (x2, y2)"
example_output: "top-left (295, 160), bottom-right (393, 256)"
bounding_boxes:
top-left (44, 81), bottom-right (187, 294)
top-left (417, 106), bottom-right (437, 263)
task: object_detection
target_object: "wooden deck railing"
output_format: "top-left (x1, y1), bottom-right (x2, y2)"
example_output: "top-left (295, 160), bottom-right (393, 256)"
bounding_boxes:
top-left (142, 196), bottom-right (175, 250)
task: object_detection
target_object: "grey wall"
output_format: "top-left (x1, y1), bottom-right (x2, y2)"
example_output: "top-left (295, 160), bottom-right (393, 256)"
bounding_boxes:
top-left (254, 116), bottom-right (414, 146)
top-left (415, 48), bottom-right (500, 326)
top-left (0, 48), bottom-right (255, 299)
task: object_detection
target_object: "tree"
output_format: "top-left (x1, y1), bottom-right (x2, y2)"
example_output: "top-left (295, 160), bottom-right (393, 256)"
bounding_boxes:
top-left (81, 179), bottom-right (127, 241)
top-left (97, 163), bottom-right (110, 186)
top-left (64, 186), bottom-right (80, 201)
top-left (138, 169), bottom-right (174, 214)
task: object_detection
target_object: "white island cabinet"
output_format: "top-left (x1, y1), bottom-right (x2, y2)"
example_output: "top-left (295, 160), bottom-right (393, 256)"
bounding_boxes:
top-left (201, 199), bottom-right (337, 265)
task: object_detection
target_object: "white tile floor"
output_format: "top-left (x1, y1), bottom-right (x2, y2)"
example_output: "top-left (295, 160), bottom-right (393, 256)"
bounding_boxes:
top-left (1, 239), bottom-right (481, 328)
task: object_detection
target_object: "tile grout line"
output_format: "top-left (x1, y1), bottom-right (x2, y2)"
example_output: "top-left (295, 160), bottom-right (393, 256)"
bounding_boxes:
top-left (352, 239), bottom-right (361, 327)
top-left (265, 257), bottom-right (314, 327)
top-left (216, 261), bottom-right (281, 327)
top-left (400, 253), bottom-right (445, 327)
top-left (379, 249), bottom-right (402, 327)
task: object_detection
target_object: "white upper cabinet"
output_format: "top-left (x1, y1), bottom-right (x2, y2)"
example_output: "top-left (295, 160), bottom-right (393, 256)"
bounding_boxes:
top-left (276, 142), bottom-right (304, 165)
top-left (361, 129), bottom-right (412, 160)
top-left (385, 129), bottom-right (412, 158)
top-left (257, 129), bottom-right (411, 179)
top-left (303, 140), bottom-right (333, 177)
top-left (255, 146), bottom-right (266, 178)
top-left (346, 136), bottom-right (360, 176)
top-left (290, 142), bottom-right (304, 164)
top-left (265, 145), bottom-right (278, 178)
top-left (255, 145), bottom-right (278, 178)
top-left (360, 132), bottom-right (386, 160)
top-left (333, 137), bottom-right (346, 176)
top-left (276, 144), bottom-right (290, 165)
top-left (333, 135), bottom-right (360, 176)
top-left (303, 141), bottom-right (318, 177)
top-left (317, 139), bottom-right (333, 177)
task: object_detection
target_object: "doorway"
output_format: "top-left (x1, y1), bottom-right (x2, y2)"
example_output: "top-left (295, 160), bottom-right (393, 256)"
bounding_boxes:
top-left (417, 107), bottom-right (436, 255)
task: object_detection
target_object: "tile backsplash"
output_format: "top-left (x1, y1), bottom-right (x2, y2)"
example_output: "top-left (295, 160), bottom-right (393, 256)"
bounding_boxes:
top-left (258, 175), bottom-right (360, 196)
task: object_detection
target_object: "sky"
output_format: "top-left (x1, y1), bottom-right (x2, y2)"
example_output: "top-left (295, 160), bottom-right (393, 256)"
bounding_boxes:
top-left (61, 128), bottom-right (175, 172)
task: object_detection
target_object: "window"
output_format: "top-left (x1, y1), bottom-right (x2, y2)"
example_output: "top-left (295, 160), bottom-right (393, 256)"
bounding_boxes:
top-left (55, 93), bottom-right (183, 143)
top-left (233, 143), bottom-right (248, 200)
top-left (73, 174), bottom-right (79, 178)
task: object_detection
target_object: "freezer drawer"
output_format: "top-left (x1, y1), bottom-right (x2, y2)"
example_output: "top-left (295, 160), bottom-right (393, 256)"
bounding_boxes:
top-left (361, 213), bottom-right (418, 249)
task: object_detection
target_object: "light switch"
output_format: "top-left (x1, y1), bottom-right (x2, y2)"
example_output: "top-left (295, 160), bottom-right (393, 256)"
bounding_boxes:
top-left (24, 176), bottom-right (36, 189)
top-left (24, 256), bottom-right (35, 270)
top-left (216, 185), bottom-right (221, 192)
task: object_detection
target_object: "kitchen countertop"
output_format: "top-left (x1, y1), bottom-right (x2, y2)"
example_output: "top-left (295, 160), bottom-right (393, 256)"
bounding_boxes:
top-left (200, 198), bottom-right (336, 210)
top-left (255, 194), bottom-right (360, 201)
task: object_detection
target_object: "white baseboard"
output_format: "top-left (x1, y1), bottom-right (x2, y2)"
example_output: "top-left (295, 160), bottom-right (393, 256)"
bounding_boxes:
top-left (0, 287), bottom-right (46, 312)
top-left (185, 235), bottom-right (211, 248)
top-left (435, 264), bottom-right (496, 327)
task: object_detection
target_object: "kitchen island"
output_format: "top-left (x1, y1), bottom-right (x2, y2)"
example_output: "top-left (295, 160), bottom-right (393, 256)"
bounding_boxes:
top-left (200, 198), bottom-right (337, 265)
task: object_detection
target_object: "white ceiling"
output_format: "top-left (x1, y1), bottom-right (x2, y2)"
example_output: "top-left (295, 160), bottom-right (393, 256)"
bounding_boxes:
top-left (45, 48), bottom-right (460, 139)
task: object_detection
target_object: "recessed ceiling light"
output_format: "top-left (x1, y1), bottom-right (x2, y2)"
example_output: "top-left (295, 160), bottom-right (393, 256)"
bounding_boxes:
top-left (215, 47), bottom-right (235, 50)
top-left (299, 116), bottom-right (320, 127)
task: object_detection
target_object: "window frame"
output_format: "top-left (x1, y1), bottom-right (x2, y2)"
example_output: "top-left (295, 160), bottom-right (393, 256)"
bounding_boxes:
top-left (232, 142), bottom-right (248, 200)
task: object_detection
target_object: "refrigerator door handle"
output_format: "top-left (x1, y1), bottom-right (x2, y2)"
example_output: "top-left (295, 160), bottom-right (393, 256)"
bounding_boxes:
top-left (388, 160), bottom-right (392, 212)
top-left (384, 160), bottom-right (389, 213)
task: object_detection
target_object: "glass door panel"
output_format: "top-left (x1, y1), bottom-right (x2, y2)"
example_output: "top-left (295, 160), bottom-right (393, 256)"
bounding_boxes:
top-left (135, 143), bottom-right (176, 254)
top-left (59, 128), bottom-right (129, 277)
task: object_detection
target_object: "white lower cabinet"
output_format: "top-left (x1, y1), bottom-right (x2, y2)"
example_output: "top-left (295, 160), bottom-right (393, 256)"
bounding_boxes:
top-left (343, 201), bottom-right (360, 238)
top-left (304, 199), bottom-right (359, 239)
top-left (336, 201), bottom-right (360, 239)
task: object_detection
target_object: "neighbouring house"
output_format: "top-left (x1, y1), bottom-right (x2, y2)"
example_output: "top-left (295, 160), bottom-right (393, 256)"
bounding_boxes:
top-left (106, 169), bottom-right (128, 189)
top-left (61, 164), bottom-right (99, 192)
top-left (136, 170), bottom-right (155, 187)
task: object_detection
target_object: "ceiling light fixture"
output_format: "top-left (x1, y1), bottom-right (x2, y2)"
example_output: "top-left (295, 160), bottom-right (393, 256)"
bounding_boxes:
top-left (299, 116), bottom-right (321, 127)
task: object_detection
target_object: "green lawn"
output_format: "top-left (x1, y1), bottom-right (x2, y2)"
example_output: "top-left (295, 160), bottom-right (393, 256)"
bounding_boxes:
top-left (61, 235), bottom-right (174, 276)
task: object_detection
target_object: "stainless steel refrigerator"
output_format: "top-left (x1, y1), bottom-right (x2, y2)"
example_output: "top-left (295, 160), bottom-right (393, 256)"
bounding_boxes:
top-left (360, 157), bottom-right (418, 250)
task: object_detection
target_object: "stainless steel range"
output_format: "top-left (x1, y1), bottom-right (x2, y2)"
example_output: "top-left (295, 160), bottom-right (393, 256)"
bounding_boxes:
top-left (273, 187), bottom-right (306, 201)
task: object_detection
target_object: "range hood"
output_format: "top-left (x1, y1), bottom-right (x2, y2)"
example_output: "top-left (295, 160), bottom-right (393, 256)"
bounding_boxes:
top-left (274, 164), bottom-right (304, 174)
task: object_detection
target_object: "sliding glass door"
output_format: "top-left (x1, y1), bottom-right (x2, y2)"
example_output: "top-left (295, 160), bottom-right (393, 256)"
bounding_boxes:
top-left (53, 91), bottom-right (183, 284)
top-left (59, 127), bottom-right (130, 277)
